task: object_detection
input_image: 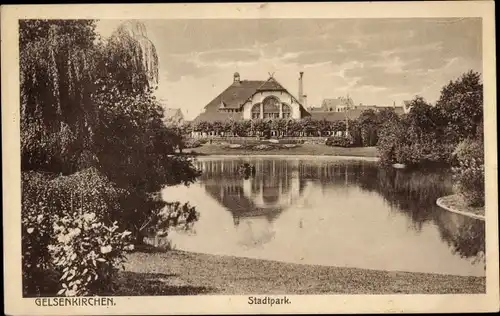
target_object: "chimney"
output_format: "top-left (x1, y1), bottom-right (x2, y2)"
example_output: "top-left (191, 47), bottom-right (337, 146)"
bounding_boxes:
top-left (298, 72), bottom-right (304, 104)
top-left (303, 95), bottom-right (308, 108)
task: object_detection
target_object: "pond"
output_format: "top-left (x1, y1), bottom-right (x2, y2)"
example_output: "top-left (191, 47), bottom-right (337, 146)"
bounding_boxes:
top-left (162, 156), bottom-right (485, 277)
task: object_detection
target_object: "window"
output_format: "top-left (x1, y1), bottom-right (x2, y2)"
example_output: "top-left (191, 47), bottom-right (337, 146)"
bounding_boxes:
top-left (263, 96), bottom-right (280, 119)
top-left (251, 103), bottom-right (261, 119)
top-left (282, 103), bottom-right (291, 119)
top-left (264, 113), bottom-right (279, 119)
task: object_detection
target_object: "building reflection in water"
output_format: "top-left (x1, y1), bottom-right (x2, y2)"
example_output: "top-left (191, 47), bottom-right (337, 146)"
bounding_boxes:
top-left (191, 158), bottom-right (485, 269)
top-left (195, 158), bottom-right (307, 248)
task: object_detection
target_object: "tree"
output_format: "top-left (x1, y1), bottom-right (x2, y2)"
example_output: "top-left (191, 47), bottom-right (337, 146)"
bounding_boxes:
top-left (358, 109), bottom-right (379, 146)
top-left (331, 121), bottom-right (346, 134)
top-left (239, 120), bottom-right (252, 137)
top-left (270, 118), bottom-right (287, 137)
top-left (20, 20), bottom-right (99, 174)
top-left (436, 70), bottom-right (483, 142)
top-left (376, 108), bottom-right (399, 124)
top-left (91, 22), bottom-right (199, 243)
top-left (211, 121), bottom-right (223, 136)
top-left (377, 115), bottom-right (407, 164)
top-left (21, 19), bottom-right (200, 246)
top-left (227, 119), bottom-right (239, 136)
top-left (193, 121), bottom-right (211, 134)
top-left (317, 119), bottom-right (332, 137)
top-left (377, 96), bottom-right (453, 166)
top-left (286, 120), bottom-right (301, 137)
top-left (220, 120), bottom-right (231, 136)
top-left (301, 117), bottom-right (318, 136)
top-left (347, 119), bottom-right (363, 146)
top-left (405, 96), bottom-right (444, 139)
top-left (252, 119), bottom-right (268, 137)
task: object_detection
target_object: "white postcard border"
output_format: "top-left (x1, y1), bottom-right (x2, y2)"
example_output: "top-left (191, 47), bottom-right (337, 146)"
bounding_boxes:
top-left (2, 2), bottom-right (498, 315)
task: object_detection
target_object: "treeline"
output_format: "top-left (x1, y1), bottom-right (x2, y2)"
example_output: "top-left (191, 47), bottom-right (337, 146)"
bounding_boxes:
top-left (189, 110), bottom-right (396, 147)
top-left (377, 71), bottom-right (484, 207)
top-left (21, 20), bottom-right (199, 297)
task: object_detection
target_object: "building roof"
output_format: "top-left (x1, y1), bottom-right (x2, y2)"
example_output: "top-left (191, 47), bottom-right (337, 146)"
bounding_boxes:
top-left (321, 98), bottom-right (343, 110)
top-left (354, 105), bottom-right (405, 114)
top-left (355, 104), bottom-right (378, 111)
top-left (162, 108), bottom-right (185, 126)
top-left (210, 77), bottom-right (288, 110)
top-left (310, 109), bottom-right (366, 122)
top-left (192, 110), bottom-right (243, 124)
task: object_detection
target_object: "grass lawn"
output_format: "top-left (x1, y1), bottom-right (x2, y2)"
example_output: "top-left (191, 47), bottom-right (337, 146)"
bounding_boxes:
top-left (112, 249), bottom-right (485, 295)
top-left (185, 143), bottom-right (379, 158)
top-left (438, 194), bottom-right (485, 218)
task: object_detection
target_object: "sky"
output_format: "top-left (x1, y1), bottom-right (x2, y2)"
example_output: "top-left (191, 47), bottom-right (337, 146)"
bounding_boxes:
top-left (96, 18), bottom-right (482, 120)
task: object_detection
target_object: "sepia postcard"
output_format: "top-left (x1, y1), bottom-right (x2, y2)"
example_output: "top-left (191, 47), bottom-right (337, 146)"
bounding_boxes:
top-left (2, 2), bottom-right (499, 315)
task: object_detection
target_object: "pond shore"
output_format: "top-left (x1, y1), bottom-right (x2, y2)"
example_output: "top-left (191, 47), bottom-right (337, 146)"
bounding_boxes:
top-left (114, 249), bottom-right (485, 295)
top-left (437, 194), bottom-right (485, 221)
top-left (185, 144), bottom-right (379, 158)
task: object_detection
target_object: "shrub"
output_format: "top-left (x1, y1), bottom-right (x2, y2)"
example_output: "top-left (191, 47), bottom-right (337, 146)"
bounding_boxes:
top-left (22, 168), bottom-right (133, 297)
top-left (183, 138), bottom-right (207, 149)
top-left (22, 172), bottom-right (58, 296)
top-left (325, 136), bottom-right (352, 147)
top-left (452, 139), bottom-right (485, 206)
top-left (50, 214), bottom-right (133, 296)
top-left (148, 201), bottom-right (200, 238)
top-left (453, 138), bottom-right (484, 163)
top-left (393, 140), bottom-right (454, 166)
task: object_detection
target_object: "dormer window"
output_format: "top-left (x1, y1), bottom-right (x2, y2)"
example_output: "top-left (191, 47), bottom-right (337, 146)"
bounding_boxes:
top-left (233, 72), bottom-right (241, 84)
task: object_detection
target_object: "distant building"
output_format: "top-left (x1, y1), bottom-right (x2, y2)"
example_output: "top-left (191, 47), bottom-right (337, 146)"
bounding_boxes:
top-left (309, 98), bottom-right (344, 112)
top-left (310, 97), bottom-right (405, 119)
top-left (163, 108), bottom-right (185, 126)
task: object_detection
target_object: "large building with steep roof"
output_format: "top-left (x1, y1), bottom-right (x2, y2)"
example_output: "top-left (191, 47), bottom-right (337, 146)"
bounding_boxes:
top-left (192, 72), bottom-right (310, 124)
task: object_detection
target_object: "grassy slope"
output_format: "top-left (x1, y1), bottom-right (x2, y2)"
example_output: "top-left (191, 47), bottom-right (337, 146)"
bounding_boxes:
top-left (439, 194), bottom-right (485, 217)
top-left (185, 144), bottom-right (379, 158)
top-left (113, 250), bottom-right (485, 295)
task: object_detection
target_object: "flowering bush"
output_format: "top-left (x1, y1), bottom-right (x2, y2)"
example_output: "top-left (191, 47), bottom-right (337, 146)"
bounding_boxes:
top-left (22, 168), bottom-right (133, 296)
top-left (22, 172), bottom-right (58, 296)
top-left (452, 139), bottom-right (485, 206)
top-left (50, 213), bottom-right (133, 296)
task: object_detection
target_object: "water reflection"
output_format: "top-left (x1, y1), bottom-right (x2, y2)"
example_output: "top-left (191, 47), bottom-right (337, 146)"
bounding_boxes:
top-left (200, 159), bottom-right (306, 222)
top-left (164, 157), bottom-right (485, 276)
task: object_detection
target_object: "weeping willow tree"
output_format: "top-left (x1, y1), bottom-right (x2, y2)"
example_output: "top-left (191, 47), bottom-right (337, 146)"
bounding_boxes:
top-left (97, 20), bottom-right (159, 93)
top-left (20, 20), bottom-right (99, 173)
top-left (21, 20), bottom-right (200, 244)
